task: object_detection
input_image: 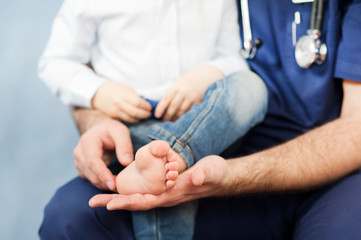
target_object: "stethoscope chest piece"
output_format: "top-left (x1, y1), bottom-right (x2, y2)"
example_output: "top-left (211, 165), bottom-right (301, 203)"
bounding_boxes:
top-left (294, 0), bottom-right (327, 68)
top-left (295, 30), bottom-right (327, 68)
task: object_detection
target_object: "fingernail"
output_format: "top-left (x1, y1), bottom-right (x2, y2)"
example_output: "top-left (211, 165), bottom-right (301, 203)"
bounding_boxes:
top-left (122, 154), bottom-right (132, 163)
top-left (106, 181), bottom-right (114, 190)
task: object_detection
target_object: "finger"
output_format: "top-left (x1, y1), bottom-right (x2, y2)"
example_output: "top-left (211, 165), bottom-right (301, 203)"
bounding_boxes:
top-left (121, 102), bottom-right (151, 119)
top-left (125, 95), bottom-right (152, 111)
top-left (115, 111), bottom-right (139, 123)
top-left (107, 194), bottom-right (161, 211)
top-left (88, 156), bottom-right (117, 191)
top-left (106, 126), bottom-right (134, 166)
top-left (89, 194), bottom-right (118, 208)
top-left (85, 169), bottom-right (109, 190)
top-left (90, 193), bottom-right (159, 211)
top-left (177, 100), bottom-right (192, 119)
top-left (191, 168), bottom-right (207, 186)
top-left (163, 94), bottom-right (184, 122)
top-left (190, 156), bottom-right (225, 186)
top-left (73, 138), bottom-right (115, 190)
top-left (154, 92), bottom-right (173, 118)
top-left (83, 136), bottom-right (117, 189)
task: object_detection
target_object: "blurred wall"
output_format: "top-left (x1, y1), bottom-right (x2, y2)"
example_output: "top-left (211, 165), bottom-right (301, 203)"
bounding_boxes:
top-left (0, 0), bottom-right (79, 239)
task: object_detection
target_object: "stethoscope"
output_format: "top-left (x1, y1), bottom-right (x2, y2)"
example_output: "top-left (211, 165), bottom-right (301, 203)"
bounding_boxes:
top-left (240, 0), bottom-right (327, 69)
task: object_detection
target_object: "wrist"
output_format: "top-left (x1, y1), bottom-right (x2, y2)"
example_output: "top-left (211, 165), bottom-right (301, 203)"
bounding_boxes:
top-left (214, 156), bottom-right (255, 197)
top-left (215, 158), bottom-right (240, 196)
top-left (91, 82), bottom-right (110, 110)
top-left (72, 107), bottom-right (112, 134)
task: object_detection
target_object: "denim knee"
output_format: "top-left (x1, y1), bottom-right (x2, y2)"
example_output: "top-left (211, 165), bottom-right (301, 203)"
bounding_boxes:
top-left (222, 71), bottom-right (268, 127)
top-left (147, 70), bottom-right (268, 168)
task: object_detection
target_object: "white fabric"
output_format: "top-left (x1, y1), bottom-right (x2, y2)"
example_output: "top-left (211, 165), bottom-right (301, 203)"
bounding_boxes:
top-left (38, 0), bottom-right (247, 108)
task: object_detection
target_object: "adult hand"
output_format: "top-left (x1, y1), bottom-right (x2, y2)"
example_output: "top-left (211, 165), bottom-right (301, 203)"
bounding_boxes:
top-left (89, 155), bottom-right (230, 210)
top-left (92, 82), bottom-right (152, 123)
top-left (73, 118), bottom-right (134, 191)
top-left (154, 66), bottom-right (224, 122)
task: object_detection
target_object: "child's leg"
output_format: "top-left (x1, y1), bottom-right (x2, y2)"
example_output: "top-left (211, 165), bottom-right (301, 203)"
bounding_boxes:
top-left (131, 70), bottom-right (268, 240)
top-left (149, 70), bottom-right (268, 168)
top-left (117, 121), bottom-right (196, 240)
top-left (117, 71), bottom-right (267, 196)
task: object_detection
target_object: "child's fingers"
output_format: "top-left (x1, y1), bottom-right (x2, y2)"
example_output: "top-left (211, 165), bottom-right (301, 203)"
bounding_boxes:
top-left (155, 92), bottom-right (172, 118)
top-left (125, 93), bottom-right (152, 111)
top-left (163, 94), bottom-right (183, 122)
top-left (114, 111), bottom-right (139, 123)
top-left (121, 102), bottom-right (152, 119)
top-left (176, 100), bottom-right (192, 119)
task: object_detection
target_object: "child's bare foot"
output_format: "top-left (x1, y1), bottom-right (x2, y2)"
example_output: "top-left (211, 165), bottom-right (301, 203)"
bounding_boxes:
top-left (116, 140), bottom-right (186, 195)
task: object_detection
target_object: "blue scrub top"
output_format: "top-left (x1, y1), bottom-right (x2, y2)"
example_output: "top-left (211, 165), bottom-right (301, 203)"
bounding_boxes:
top-left (238, 0), bottom-right (361, 154)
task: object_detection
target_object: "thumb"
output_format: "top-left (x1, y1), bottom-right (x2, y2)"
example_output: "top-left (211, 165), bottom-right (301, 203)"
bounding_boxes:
top-left (191, 167), bottom-right (207, 186)
top-left (107, 125), bottom-right (134, 166)
top-left (191, 156), bottom-right (226, 186)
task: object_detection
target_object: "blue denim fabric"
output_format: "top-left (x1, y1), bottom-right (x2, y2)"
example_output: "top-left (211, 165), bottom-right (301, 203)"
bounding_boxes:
top-left (149, 71), bottom-right (268, 167)
top-left (130, 71), bottom-right (268, 240)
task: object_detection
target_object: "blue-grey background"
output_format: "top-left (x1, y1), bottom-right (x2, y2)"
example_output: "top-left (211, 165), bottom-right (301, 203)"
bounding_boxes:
top-left (0, 0), bottom-right (79, 239)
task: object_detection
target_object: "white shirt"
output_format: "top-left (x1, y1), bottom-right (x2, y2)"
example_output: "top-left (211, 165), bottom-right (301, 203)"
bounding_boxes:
top-left (39, 0), bottom-right (247, 108)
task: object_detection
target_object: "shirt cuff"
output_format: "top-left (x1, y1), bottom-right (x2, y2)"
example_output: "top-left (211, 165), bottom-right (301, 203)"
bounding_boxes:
top-left (59, 73), bottom-right (107, 108)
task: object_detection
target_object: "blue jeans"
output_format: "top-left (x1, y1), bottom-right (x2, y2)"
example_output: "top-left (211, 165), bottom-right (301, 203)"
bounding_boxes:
top-left (127, 71), bottom-right (268, 240)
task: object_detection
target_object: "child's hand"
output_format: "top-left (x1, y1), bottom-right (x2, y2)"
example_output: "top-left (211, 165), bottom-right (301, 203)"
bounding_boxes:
top-left (155, 66), bottom-right (224, 122)
top-left (92, 82), bottom-right (152, 123)
top-left (154, 75), bottom-right (207, 122)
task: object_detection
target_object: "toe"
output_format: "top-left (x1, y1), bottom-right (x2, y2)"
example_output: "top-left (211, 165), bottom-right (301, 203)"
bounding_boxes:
top-left (166, 170), bottom-right (178, 180)
top-left (167, 151), bottom-right (178, 162)
top-left (166, 161), bottom-right (178, 171)
top-left (150, 140), bottom-right (170, 157)
top-left (166, 180), bottom-right (176, 189)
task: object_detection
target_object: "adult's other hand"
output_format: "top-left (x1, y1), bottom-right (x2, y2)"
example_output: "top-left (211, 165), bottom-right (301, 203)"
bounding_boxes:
top-left (73, 118), bottom-right (134, 191)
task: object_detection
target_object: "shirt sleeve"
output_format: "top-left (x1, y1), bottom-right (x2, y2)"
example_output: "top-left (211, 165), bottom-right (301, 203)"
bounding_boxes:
top-left (38, 0), bottom-right (106, 108)
top-left (204, 0), bottom-right (249, 76)
top-left (334, 0), bottom-right (361, 82)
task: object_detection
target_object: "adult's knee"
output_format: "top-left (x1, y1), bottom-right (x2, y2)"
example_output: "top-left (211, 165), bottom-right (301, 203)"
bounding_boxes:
top-left (39, 178), bottom-right (95, 239)
top-left (294, 171), bottom-right (361, 240)
top-left (39, 177), bottom-right (134, 240)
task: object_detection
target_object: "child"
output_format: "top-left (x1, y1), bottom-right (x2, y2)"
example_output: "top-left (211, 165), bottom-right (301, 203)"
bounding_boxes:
top-left (39, 0), bottom-right (268, 239)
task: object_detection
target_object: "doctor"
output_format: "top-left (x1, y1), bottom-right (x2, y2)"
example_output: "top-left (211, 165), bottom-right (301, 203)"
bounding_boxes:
top-left (40, 0), bottom-right (361, 239)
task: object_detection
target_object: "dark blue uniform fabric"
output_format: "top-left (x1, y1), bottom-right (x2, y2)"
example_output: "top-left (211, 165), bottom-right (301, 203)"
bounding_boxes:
top-left (39, 0), bottom-right (361, 239)
top-left (239, 0), bottom-right (361, 154)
